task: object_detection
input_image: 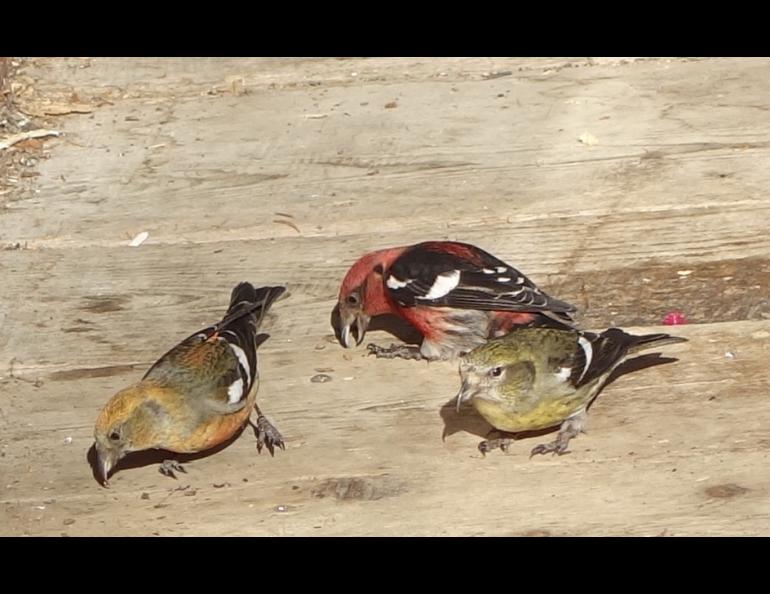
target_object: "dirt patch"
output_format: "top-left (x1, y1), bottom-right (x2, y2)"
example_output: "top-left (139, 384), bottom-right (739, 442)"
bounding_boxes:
top-left (514, 529), bottom-right (553, 537)
top-left (0, 58), bottom-right (55, 208)
top-left (79, 295), bottom-right (130, 314)
top-left (310, 475), bottom-right (406, 501)
top-left (48, 364), bottom-right (137, 382)
top-left (704, 483), bottom-right (750, 499)
top-left (0, 58), bottom-right (10, 107)
top-left (550, 257), bottom-right (770, 328)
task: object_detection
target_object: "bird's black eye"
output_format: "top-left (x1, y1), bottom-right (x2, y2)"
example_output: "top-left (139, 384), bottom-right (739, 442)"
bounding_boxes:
top-left (346, 293), bottom-right (360, 306)
top-left (490, 367), bottom-right (503, 378)
top-left (109, 431), bottom-right (120, 441)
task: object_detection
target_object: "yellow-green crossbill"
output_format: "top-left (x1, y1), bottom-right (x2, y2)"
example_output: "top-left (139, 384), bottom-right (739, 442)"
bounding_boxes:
top-left (456, 326), bottom-right (687, 456)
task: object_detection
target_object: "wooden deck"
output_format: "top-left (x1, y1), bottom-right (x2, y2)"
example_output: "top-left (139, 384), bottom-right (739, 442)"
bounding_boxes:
top-left (1, 57), bottom-right (769, 536)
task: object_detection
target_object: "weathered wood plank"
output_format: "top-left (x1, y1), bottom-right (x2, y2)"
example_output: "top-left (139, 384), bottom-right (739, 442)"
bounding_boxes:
top-left (1, 320), bottom-right (767, 536)
top-left (2, 57), bottom-right (770, 536)
top-left (2, 211), bottom-right (769, 376)
top-left (6, 58), bottom-right (770, 248)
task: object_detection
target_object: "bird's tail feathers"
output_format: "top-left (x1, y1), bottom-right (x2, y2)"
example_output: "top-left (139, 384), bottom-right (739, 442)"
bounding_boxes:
top-left (221, 283), bottom-right (287, 331)
top-left (607, 329), bottom-right (689, 355)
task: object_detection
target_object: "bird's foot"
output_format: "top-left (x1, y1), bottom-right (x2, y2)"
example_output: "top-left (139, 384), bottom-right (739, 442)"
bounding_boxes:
top-left (366, 343), bottom-right (424, 360)
top-left (529, 440), bottom-right (571, 457)
top-left (530, 414), bottom-right (585, 458)
top-left (478, 437), bottom-right (514, 455)
top-left (159, 459), bottom-right (187, 479)
top-left (254, 415), bottom-right (285, 456)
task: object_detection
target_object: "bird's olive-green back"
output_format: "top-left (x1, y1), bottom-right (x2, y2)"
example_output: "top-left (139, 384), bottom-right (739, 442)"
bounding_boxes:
top-left (465, 327), bottom-right (578, 368)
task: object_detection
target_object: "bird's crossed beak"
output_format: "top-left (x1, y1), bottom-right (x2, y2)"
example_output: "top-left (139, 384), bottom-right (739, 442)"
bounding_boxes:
top-left (95, 443), bottom-right (119, 488)
top-left (455, 379), bottom-right (479, 412)
top-left (340, 311), bottom-right (370, 349)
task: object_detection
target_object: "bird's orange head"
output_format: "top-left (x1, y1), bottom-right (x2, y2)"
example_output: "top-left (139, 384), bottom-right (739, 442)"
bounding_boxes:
top-left (93, 383), bottom-right (168, 486)
top-left (336, 245), bottom-right (405, 348)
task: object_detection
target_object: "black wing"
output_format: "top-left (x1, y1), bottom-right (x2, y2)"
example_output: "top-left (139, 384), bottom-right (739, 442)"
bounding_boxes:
top-left (385, 241), bottom-right (575, 315)
top-left (568, 328), bottom-right (687, 388)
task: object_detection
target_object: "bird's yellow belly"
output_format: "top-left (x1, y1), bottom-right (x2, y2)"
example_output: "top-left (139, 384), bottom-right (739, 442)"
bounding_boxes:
top-left (472, 395), bottom-right (584, 433)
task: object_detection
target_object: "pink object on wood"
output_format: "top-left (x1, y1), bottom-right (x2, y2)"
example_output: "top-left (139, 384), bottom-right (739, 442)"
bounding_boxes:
top-left (662, 311), bottom-right (687, 325)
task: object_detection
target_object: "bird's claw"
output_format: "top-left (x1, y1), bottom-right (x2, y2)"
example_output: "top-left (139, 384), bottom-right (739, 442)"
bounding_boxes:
top-left (367, 343), bottom-right (424, 360)
top-left (159, 459), bottom-right (187, 479)
top-left (478, 438), bottom-right (514, 455)
top-left (530, 441), bottom-right (570, 458)
top-left (256, 415), bottom-right (285, 456)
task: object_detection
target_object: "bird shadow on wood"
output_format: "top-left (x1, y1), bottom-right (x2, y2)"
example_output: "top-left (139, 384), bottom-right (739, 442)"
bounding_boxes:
top-left (86, 425), bottom-right (250, 486)
top-left (330, 304), bottom-right (422, 346)
top-left (440, 400), bottom-right (558, 442)
top-left (367, 314), bottom-right (422, 345)
top-left (440, 399), bottom-right (493, 440)
top-left (329, 303), bottom-right (343, 343)
top-left (439, 353), bottom-right (681, 444)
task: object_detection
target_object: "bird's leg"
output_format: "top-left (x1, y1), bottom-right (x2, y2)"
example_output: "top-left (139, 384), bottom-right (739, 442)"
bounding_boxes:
top-left (530, 411), bottom-right (587, 457)
top-left (159, 459), bottom-right (187, 479)
top-left (251, 405), bottom-right (285, 456)
top-left (367, 343), bottom-right (424, 360)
